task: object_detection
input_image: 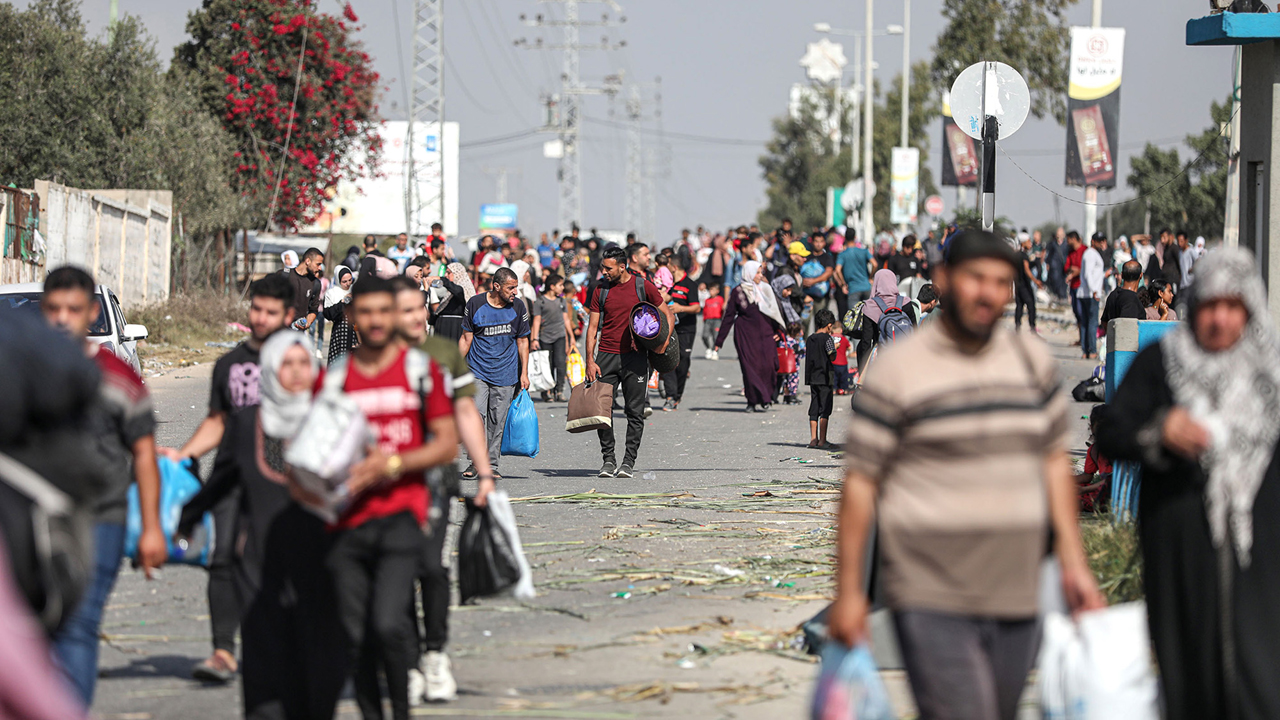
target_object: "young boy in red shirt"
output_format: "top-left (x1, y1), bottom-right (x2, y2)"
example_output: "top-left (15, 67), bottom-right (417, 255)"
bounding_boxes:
top-left (702, 282), bottom-right (725, 360)
top-left (832, 325), bottom-right (853, 395)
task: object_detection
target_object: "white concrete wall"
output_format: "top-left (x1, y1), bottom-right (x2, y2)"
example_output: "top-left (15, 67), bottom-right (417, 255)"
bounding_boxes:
top-left (32, 181), bottom-right (173, 306)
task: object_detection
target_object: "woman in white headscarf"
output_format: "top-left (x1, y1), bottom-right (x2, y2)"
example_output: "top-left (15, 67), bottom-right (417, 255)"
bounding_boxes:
top-left (508, 258), bottom-right (537, 305)
top-left (323, 266), bottom-right (357, 365)
top-left (430, 262), bottom-right (475, 342)
top-left (713, 260), bottom-right (784, 412)
top-left (1097, 248), bottom-right (1280, 720)
top-left (177, 332), bottom-right (349, 719)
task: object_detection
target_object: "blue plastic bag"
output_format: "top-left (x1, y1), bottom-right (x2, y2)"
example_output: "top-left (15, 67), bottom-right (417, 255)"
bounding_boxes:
top-left (500, 390), bottom-right (540, 458)
top-left (125, 456), bottom-right (215, 566)
top-left (810, 642), bottom-right (895, 720)
top-left (801, 259), bottom-right (831, 298)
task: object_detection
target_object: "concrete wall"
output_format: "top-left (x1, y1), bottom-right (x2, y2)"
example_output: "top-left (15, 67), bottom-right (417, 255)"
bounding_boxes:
top-left (33, 181), bottom-right (173, 306)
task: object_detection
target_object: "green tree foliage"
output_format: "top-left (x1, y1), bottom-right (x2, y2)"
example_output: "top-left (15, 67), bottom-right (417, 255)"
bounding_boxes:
top-left (1126, 96), bottom-right (1230, 239)
top-left (758, 63), bottom-right (939, 236)
top-left (931, 0), bottom-right (1074, 123)
top-left (0, 0), bottom-right (241, 239)
top-left (175, 0), bottom-right (381, 229)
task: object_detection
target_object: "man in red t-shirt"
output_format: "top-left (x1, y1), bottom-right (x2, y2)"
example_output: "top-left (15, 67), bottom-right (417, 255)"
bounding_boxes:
top-left (322, 276), bottom-right (458, 720)
top-left (1063, 231), bottom-right (1085, 348)
top-left (585, 245), bottom-right (673, 478)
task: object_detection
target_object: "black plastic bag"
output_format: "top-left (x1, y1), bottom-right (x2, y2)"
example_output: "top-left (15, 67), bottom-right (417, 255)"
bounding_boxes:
top-left (457, 498), bottom-right (522, 603)
top-left (1072, 376), bottom-right (1105, 403)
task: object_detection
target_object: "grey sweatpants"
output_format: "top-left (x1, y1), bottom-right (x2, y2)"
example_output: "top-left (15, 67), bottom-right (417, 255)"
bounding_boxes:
top-left (472, 380), bottom-right (517, 470)
top-left (892, 610), bottom-right (1039, 720)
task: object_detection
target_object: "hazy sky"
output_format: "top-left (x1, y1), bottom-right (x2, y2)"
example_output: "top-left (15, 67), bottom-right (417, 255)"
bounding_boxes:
top-left (33, 0), bottom-right (1234, 242)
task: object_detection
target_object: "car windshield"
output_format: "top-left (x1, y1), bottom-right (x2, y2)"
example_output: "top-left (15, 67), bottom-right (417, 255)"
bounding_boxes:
top-left (0, 292), bottom-right (111, 336)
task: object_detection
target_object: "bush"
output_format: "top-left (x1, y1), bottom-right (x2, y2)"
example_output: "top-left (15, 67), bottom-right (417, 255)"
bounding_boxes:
top-left (130, 291), bottom-right (246, 349)
top-left (1081, 515), bottom-right (1144, 604)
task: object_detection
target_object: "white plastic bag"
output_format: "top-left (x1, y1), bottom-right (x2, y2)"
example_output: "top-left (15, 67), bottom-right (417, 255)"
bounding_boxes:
top-left (1038, 602), bottom-right (1159, 720)
top-left (484, 490), bottom-right (536, 600)
top-left (528, 349), bottom-right (555, 392)
top-left (284, 391), bottom-right (374, 523)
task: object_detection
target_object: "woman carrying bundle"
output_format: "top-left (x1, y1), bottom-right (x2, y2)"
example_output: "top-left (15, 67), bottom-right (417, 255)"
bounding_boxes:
top-left (714, 261), bottom-right (785, 412)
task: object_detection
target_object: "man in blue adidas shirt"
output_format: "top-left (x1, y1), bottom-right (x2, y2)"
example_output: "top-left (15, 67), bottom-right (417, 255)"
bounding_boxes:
top-left (459, 266), bottom-right (530, 479)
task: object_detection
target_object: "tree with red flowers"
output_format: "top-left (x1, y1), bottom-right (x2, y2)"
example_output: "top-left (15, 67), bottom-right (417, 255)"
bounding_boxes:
top-left (175, 0), bottom-right (381, 230)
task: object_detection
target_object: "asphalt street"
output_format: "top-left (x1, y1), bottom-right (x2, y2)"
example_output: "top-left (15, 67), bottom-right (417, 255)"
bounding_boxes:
top-left (91, 311), bottom-right (1096, 720)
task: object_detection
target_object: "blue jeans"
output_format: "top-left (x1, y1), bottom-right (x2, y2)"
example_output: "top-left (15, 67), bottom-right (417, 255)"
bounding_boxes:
top-left (54, 521), bottom-right (126, 707)
top-left (1080, 296), bottom-right (1099, 356)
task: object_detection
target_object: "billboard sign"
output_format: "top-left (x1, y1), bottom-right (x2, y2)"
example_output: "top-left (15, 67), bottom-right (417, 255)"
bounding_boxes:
top-left (479, 203), bottom-right (519, 230)
top-left (1065, 27), bottom-right (1125, 187)
top-left (890, 147), bottom-right (920, 225)
top-left (940, 91), bottom-right (978, 187)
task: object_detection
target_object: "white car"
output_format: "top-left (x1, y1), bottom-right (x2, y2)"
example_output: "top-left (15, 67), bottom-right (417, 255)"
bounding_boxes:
top-left (0, 283), bottom-right (149, 375)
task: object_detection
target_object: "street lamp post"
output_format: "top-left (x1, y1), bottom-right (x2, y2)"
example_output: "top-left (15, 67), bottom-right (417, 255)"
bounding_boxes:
top-left (813, 19), bottom-right (902, 243)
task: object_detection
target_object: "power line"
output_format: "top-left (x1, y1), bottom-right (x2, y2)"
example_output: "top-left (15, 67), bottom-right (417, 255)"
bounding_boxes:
top-left (459, 128), bottom-right (543, 148)
top-left (999, 135), bottom-right (1189, 158)
top-left (443, 50), bottom-right (504, 114)
top-left (582, 115), bottom-right (763, 146)
top-left (996, 106), bottom-right (1236, 208)
top-left (457, 0), bottom-right (535, 122)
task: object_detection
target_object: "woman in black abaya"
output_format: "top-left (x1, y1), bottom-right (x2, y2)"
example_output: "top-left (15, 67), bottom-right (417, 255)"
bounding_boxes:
top-left (1096, 248), bottom-right (1280, 720)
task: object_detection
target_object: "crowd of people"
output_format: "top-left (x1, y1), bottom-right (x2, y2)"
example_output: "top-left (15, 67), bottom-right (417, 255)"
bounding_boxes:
top-left (1007, 225), bottom-right (1207, 358)
top-left (2, 206), bottom-right (1263, 720)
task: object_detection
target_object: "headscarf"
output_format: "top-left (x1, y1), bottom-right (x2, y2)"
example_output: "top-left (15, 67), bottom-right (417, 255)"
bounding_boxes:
top-left (509, 259), bottom-right (536, 304)
top-left (281, 250), bottom-right (299, 270)
top-left (738, 260), bottom-right (785, 327)
top-left (1162, 247), bottom-right (1280, 568)
top-left (324, 266), bottom-right (352, 308)
top-left (445, 262), bottom-right (475, 300)
top-left (258, 331), bottom-right (318, 439)
top-left (863, 269), bottom-right (904, 323)
top-left (770, 274), bottom-right (801, 325)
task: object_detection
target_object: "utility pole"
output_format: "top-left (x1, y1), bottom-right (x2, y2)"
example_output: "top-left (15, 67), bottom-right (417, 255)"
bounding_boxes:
top-left (862, 0), bottom-right (875, 247)
top-left (408, 0), bottom-right (444, 238)
top-left (624, 85), bottom-right (643, 235)
top-left (108, 0), bottom-right (118, 42)
top-left (1084, 0), bottom-right (1102, 241)
top-left (900, 0), bottom-right (910, 149)
top-left (1224, 47), bottom-right (1242, 248)
top-left (482, 167), bottom-right (522, 204)
top-left (851, 33), bottom-right (862, 182)
top-left (518, 2), bottom-right (624, 234)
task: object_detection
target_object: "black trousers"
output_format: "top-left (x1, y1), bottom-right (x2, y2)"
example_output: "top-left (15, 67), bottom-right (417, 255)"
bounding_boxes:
top-left (546, 336), bottom-right (568, 396)
top-left (328, 512), bottom-right (426, 720)
top-left (209, 489), bottom-right (241, 654)
top-left (418, 500), bottom-right (450, 653)
top-left (1014, 282), bottom-right (1037, 329)
top-left (660, 330), bottom-right (696, 401)
top-left (595, 351), bottom-right (649, 467)
top-left (238, 508), bottom-right (349, 720)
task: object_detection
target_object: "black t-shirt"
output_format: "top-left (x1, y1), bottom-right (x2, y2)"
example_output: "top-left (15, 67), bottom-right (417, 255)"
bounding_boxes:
top-left (805, 332), bottom-right (836, 386)
top-left (210, 342), bottom-right (262, 415)
top-left (1017, 250), bottom-right (1035, 285)
top-left (1101, 287), bottom-right (1146, 326)
top-left (886, 253), bottom-right (920, 281)
top-left (669, 277), bottom-right (700, 333)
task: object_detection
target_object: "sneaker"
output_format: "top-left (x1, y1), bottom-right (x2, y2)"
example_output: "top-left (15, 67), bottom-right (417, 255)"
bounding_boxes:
top-left (423, 651), bottom-right (458, 702)
top-left (644, 404), bottom-right (654, 419)
top-left (703, 349), bottom-right (712, 360)
top-left (408, 668), bottom-right (427, 706)
top-left (662, 398), bottom-right (676, 412)
top-left (711, 350), bottom-right (720, 361)
top-left (598, 461), bottom-right (617, 478)
top-left (616, 464), bottom-right (634, 479)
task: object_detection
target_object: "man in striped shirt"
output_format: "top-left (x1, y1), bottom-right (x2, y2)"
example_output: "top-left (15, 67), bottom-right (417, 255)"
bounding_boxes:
top-left (828, 230), bottom-right (1105, 720)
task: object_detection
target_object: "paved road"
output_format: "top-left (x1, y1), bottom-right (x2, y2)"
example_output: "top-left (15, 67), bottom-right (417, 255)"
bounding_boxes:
top-left (91, 313), bottom-right (1097, 720)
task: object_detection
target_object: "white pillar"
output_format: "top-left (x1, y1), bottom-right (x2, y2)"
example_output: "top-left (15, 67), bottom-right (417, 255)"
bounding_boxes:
top-left (862, 0), bottom-right (875, 246)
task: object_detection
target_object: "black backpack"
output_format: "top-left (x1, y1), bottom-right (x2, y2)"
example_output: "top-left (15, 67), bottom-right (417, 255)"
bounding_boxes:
top-left (0, 313), bottom-right (105, 634)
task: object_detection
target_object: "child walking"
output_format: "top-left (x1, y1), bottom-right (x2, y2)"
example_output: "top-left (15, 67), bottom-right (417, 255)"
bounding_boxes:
top-left (832, 325), bottom-right (853, 395)
top-left (778, 322), bottom-right (805, 405)
top-left (805, 310), bottom-right (838, 449)
top-left (702, 283), bottom-right (725, 359)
